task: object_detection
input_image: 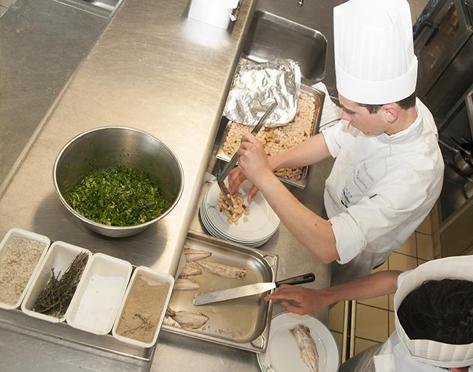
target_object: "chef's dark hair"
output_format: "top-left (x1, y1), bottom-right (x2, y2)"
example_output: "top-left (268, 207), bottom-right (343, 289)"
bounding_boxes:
top-left (360, 92), bottom-right (416, 114)
top-left (397, 279), bottom-right (473, 344)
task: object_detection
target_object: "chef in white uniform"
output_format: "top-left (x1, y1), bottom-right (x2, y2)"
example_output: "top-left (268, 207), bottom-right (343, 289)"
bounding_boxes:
top-left (229, 0), bottom-right (444, 284)
top-left (268, 256), bottom-right (473, 372)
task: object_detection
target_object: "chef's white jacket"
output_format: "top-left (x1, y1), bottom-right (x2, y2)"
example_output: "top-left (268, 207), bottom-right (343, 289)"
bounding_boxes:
top-left (322, 99), bottom-right (443, 277)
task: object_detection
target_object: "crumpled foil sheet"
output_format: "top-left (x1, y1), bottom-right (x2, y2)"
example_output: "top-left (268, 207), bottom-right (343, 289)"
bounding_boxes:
top-left (223, 58), bottom-right (301, 127)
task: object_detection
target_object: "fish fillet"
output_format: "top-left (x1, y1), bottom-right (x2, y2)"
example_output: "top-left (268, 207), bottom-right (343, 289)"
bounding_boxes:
top-left (290, 324), bottom-right (319, 372)
top-left (163, 315), bottom-right (181, 328)
top-left (180, 262), bottom-right (202, 277)
top-left (171, 311), bottom-right (209, 329)
top-left (198, 260), bottom-right (247, 280)
top-left (184, 248), bottom-right (212, 262)
top-left (174, 278), bottom-right (200, 290)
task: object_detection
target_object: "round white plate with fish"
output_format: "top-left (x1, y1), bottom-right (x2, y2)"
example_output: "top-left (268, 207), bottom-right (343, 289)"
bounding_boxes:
top-left (257, 313), bottom-right (339, 372)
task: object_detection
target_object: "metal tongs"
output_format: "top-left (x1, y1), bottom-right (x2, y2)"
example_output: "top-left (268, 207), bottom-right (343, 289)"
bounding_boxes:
top-left (217, 101), bottom-right (278, 206)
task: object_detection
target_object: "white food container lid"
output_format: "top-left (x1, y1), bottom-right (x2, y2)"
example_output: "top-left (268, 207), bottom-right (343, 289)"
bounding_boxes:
top-left (21, 241), bottom-right (91, 323)
top-left (188, 0), bottom-right (238, 29)
top-left (0, 228), bottom-right (50, 310)
top-left (112, 266), bottom-right (174, 348)
top-left (66, 253), bottom-right (132, 335)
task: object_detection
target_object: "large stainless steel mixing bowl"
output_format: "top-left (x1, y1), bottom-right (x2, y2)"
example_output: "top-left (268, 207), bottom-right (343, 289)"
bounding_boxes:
top-left (53, 126), bottom-right (184, 238)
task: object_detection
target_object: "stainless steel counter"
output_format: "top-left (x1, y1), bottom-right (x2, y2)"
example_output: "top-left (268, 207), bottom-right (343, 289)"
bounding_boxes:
top-left (0, 0), bottom-right (109, 189)
top-left (0, 0), bottom-right (332, 370)
top-left (0, 0), bottom-right (256, 274)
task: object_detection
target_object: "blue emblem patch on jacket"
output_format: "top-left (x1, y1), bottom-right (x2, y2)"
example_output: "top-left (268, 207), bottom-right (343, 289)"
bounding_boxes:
top-left (341, 188), bottom-right (352, 208)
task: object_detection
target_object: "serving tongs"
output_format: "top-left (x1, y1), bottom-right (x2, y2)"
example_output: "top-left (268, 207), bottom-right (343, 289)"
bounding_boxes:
top-left (217, 101), bottom-right (278, 206)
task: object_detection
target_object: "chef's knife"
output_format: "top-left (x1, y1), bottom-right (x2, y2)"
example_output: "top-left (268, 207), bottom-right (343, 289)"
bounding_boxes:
top-left (192, 272), bottom-right (315, 306)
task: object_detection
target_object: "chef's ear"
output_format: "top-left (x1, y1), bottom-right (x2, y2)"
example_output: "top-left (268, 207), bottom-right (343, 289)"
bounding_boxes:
top-left (382, 105), bottom-right (398, 123)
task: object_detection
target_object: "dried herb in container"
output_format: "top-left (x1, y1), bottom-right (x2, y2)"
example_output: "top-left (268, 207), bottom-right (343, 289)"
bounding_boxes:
top-left (33, 251), bottom-right (88, 318)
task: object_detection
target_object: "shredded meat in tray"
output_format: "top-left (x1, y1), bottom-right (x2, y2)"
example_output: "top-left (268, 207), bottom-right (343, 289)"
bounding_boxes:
top-left (222, 92), bottom-right (317, 182)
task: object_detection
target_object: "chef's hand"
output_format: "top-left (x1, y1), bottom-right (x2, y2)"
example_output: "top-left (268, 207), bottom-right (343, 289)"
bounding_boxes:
top-left (228, 167), bottom-right (260, 202)
top-left (265, 285), bottom-right (331, 315)
top-left (237, 133), bottom-right (273, 188)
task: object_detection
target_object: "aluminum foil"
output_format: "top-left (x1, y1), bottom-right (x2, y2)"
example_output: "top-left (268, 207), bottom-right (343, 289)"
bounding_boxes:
top-left (223, 58), bottom-right (301, 127)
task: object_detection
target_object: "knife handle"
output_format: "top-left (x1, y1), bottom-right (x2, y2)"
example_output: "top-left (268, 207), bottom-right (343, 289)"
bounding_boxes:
top-left (275, 273), bottom-right (315, 287)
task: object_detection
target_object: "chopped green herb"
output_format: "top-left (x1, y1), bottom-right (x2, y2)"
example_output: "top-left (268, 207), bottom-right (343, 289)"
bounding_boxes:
top-left (65, 166), bottom-right (171, 226)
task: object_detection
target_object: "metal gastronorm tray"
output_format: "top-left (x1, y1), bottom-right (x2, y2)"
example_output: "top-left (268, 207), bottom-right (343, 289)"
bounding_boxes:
top-left (162, 231), bottom-right (278, 353)
top-left (216, 84), bottom-right (325, 189)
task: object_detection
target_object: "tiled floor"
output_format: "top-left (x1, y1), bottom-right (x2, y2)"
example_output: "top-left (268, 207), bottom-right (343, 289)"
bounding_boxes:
top-left (328, 210), bottom-right (436, 364)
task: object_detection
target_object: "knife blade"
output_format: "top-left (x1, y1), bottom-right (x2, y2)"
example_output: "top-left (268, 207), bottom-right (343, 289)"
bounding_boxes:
top-left (192, 272), bottom-right (315, 306)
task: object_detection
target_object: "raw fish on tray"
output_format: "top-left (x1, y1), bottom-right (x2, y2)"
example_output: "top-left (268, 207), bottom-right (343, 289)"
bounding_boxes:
top-left (167, 308), bottom-right (209, 329)
top-left (184, 248), bottom-right (212, 262)
top-left (179, 262), bottom-right (202, 277)
top-left (198, 260), bottom-right (247, 280)
top-left (174, 278), bottom-right (200, 290)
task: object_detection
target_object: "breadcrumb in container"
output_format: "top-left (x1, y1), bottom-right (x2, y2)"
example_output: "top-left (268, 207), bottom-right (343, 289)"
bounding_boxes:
top-left (0, 236), bottom-right (45, 305)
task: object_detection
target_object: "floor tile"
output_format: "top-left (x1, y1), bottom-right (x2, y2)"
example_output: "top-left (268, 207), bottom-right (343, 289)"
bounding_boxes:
top-left (329, 301), bottom-right (345, 333)
top-left (388, 294), bottom-right (394, 311)
top-left (372, 260), bottom-right (388, 273)
top-left (355, 303), bottom-right (389, 342)
top-left (354, 337), bottom-right (380, 356)
top-left (416, 214), bottom-right (432, 234)
top-left (332, 331), bottom-right (344, 364)
top-left (358, 295), bottom-right (389, 310)
top-left (395, 234), bottom-right (416, 257)
top-left (388, 311), bottom-right (395, 335)
top-left (388, 252), bottom-right (417, 271)
top-left (417, 258), bottom-right (428, 266)
top-left (416, 233), bottom-right (435, 260)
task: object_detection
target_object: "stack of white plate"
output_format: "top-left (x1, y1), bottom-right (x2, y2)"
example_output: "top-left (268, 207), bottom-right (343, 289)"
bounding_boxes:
top-left (199, 181), bottom-right (280, 248)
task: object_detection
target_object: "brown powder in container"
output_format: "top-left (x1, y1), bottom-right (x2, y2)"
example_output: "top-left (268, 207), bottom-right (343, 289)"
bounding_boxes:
top-left (116, 274), bottom-right (170, 343)
top-left (0, 235), bottom-right (45, 305)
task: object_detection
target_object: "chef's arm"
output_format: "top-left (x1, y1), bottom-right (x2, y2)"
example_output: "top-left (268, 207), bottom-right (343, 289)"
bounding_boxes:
top-left (321, 270), bottom-right (401, 306)
top-left (257, 172), bottom-right (338, 264)
top-left (267, 270), bottom-right (401, 314)
top-left (268, 133), bottom-right (331, 171)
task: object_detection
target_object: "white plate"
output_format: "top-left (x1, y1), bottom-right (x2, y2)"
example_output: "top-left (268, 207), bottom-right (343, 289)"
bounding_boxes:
top-left (257, 313), bottom-right (339, 372)
top-left (202, 182), bottom-right (279, 244)
top-left (200, 204), bottom-right (272, 247)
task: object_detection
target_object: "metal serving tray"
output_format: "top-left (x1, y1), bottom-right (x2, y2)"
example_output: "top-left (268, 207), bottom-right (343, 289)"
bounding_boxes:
top-left (162, 232), bottom-right (278, 353)
top-left (216, 84), bottom-right (325, 189)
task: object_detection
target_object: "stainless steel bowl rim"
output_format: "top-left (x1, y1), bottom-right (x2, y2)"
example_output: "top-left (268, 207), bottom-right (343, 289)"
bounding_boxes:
top-left (53, 125), bottom-right (184, 232)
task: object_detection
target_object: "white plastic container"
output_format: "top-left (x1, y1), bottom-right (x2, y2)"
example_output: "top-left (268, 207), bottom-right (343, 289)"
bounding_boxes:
top-left (66, 253), bottom-right (132, 335)
top-left (21, 241), bottom-right (91, 323)
top-left (188, 0), bottom-right (239, 29)
top-left (0, 228), bottom-right (50, 310)
top-left (112, 266), bottom-right (174, 348)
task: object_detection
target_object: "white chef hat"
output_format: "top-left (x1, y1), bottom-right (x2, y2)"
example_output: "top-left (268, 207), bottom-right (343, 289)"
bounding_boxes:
top-left (333, 0), bottom-right (418, 104)
top-left (394, 256), bottom-right (473, 368)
